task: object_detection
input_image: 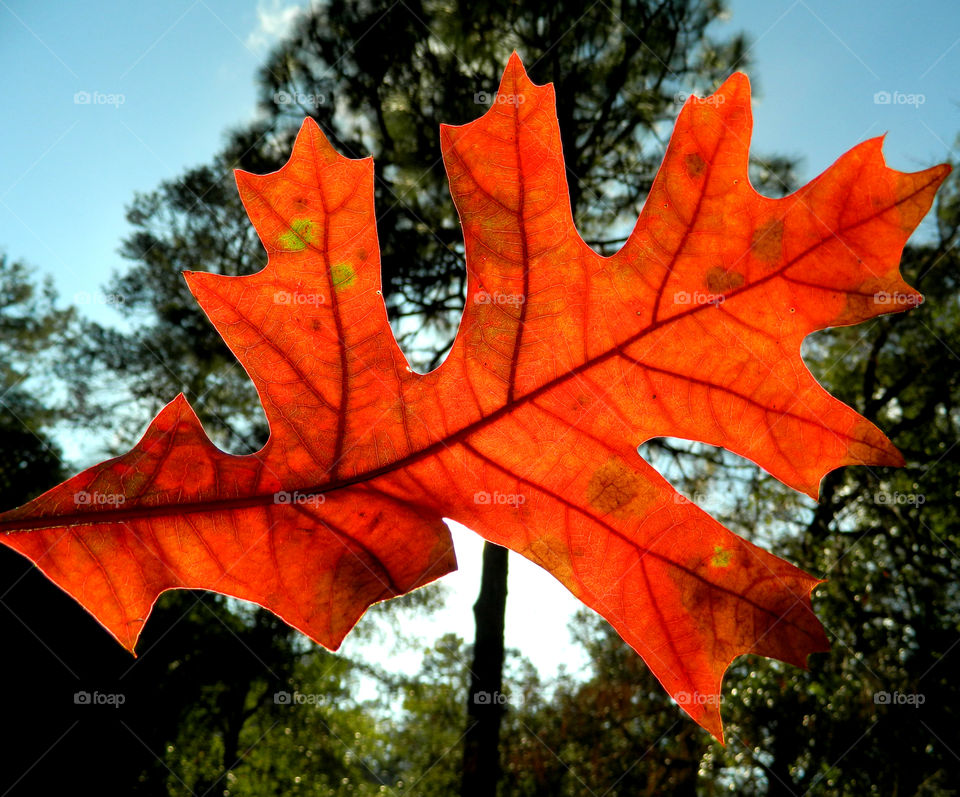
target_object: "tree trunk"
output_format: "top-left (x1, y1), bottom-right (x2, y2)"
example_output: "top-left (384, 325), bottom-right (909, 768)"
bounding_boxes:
top-left (460, 542), bottom-right (509, 797)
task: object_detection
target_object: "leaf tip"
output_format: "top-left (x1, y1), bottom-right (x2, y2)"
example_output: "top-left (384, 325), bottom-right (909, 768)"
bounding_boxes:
top-left (924, 160), bottom-right (954, 195)
top-left (506, 49), bottom-right (525, 72)
top-left (720, 70), bottom-right (751, 92)
top-left (292, 115), bottom-right (339, 162)
top-left (498, 48), bottom-right (544, 99)
top-left (233, 166), bottom-right (257, 194)
top-left (702, 708), bottom-right (725, 745)
top-left (298, 115), bottom-right (322, 135)
top-left (860, 135), bottom-right (952, 190)
top-left (883, 446), bottom-right (907, 469)
top-left (713, 71), bottom-right (752, 107)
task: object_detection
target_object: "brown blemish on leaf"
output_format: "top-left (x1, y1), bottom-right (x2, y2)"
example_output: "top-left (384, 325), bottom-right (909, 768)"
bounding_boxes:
top-left (833, 289), bottom-right (876, 327)
top-left (586, 458), bottom-right (655, 516)
top-left (684, 152), bottom-right (706, 178)
top-left (750, 218), bottom-right (783, 265)
top-left (670, 543), bottom-right (749, 651)
top-left (525, 537), bottom-right (572, 581)
top-left (681, 573), bottom-right (712, 616)
top-left (705, 267), bottom-right (744, 293)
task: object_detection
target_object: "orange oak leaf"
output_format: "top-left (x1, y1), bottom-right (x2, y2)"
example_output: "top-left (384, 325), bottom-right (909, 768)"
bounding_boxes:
top-left (0, 54), bottom-right (948, 741)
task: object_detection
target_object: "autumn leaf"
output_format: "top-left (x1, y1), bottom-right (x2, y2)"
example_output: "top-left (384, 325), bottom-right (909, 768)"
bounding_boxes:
top-left (0, 53), bottom-right (948, 741)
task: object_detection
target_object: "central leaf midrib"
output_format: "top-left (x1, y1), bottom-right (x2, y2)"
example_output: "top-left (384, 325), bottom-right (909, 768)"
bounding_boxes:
top-left (0, 157), bottom-right (939, 533)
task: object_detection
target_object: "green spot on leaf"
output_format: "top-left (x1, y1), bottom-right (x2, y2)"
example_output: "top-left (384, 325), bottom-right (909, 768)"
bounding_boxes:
top-left (278, 218), bottom-right (314, 251)
top-left (331, 263), bottom-right (356, 292)
top-left (710, 545), bottom-right (732, 568)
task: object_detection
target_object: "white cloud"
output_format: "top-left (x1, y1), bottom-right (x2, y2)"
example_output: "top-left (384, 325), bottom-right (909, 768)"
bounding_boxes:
top-left (246, 0), bottom-right (306, 53)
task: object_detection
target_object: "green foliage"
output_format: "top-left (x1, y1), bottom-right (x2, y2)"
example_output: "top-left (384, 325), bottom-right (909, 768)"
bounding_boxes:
top-left (0, 253), bottom-right (74, 498)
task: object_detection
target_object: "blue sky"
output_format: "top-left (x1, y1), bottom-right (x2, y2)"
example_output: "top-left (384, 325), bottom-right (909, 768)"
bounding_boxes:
top-left (1, 0), bottom-right (957, 315)
top-left (1, 0), bottom-right (957, 314)
top-left (1, 0), bottom-right (958, 679)
top-left (0, 0), bottom-right (287, 309)
top-left (729, 0), bottom-right (958, 199)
